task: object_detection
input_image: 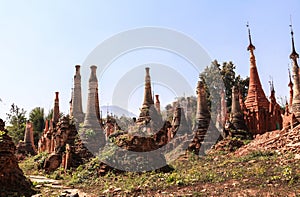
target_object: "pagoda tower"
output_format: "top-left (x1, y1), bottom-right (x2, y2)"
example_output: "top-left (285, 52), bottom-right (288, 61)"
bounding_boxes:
top-left (243, 25), bottom-right (270, 134)
top-left (230, 86), bottom-right (248, 131)
top-left (142, 67), bottom-right (154, 108)
top-left (53, 92), bottom-right (60, 124)
top-left (137, 67), bottom-right (160, 124)
top-left (288, 68), bottom-right (293, 109)
top-left (83, 65), bottom-right (105, 151)
top-left (268, 81), bottom-right (282, 130)
top-left (83, 65), bottom-right (101, 128)
top-left (71, 65), bottom-right (84, 123)
top-left (290, 23), bottom-right (300, 121)
top-left (155, 94), bottom-right (161, 114)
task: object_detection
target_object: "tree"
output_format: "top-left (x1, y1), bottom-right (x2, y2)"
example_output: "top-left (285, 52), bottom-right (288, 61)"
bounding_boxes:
top-left (200, 60), bottom-right (249, 114)
top-left (236, 75), bottom-right (250, 101)
top-left (29, 107), bottom-right (45, 145)
top-left (199, 60), bottom-right (225, 122)
top-left (45, 109), bottom-right (64, 121)
top-left (6, 103), bottom-right (27, 144)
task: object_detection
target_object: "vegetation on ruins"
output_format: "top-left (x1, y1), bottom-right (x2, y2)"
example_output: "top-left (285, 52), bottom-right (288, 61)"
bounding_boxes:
top-left (200, 60), bottom-right (249, 112)
top-left (45, 108), bottom-right (65, 120)
top-left (6, 103), bottom-right (27, 144)
top-left (29, 107), bottom-right (45, 145)
top-left (19, 150), bottom-right (300, 196)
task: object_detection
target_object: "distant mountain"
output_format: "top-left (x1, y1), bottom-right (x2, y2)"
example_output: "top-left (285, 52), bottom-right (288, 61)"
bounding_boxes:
top-left (100, 105), bottom-right (137, 118)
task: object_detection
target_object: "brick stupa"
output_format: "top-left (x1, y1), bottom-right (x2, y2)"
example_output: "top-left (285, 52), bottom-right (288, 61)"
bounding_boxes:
top-left (0, 119), bottom-right (35, 196)
top-left (243, 25), bottom-right (282, 134)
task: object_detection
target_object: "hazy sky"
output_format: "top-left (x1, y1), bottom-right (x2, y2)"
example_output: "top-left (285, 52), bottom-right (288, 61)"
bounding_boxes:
top-left (0, 0), bottom-right (300, 119)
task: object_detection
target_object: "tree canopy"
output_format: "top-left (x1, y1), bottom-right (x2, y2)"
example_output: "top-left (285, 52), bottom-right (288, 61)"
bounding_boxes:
top-left (6, 103), bottom-right (27, 144)
top-left (29, 107), bottom-right (45, 145)
top-left (200, 60), bottom-right (249, 113)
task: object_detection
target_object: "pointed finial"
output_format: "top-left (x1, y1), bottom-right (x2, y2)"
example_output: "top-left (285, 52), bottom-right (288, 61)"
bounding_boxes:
top-left (290, 16), bottom-right (299, 59)
top-left (268, 76), bottom-right (274, 92)
top-left (247, 22), bottom-right (255, 51)
top-left (271, 80), bottom-right (274, 92)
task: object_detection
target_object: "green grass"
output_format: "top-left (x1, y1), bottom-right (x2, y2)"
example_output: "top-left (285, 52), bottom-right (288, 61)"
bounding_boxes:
top-left (19, 150), bottom-right (300, 196)
top-left (19, 152), bottom-right (49, 175)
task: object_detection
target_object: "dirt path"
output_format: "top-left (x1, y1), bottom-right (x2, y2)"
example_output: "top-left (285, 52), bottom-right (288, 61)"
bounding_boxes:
top-left (29, 175), bottom-right (94, 197)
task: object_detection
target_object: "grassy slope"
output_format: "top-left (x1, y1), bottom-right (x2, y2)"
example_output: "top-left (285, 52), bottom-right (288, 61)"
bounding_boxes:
top-left (20, 150), bottom-right (300, 196)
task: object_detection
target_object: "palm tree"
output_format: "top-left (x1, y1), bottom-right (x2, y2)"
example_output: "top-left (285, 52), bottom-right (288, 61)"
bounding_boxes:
top-left (29, 107), bottom-right (45, 145)
top-left (45, 109), bottom-right (64, 121)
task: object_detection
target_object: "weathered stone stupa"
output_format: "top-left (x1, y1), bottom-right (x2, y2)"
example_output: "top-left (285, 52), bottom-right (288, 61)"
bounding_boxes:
top-left (188, 79), bottom-right (211, 154)
top-left (242, 25), bottom-right (282, 134)
top-left (0, 119), bottom-right (35, 196)
top-left (290, 24), bottom-right (300, 121)
top-left (83, 65), bottom-right (101, 128)
top-left (136, 67), bottom-right (162, 129)
top-left (82, 65), bottom-right (105, 152)
top-left (38, 92), bottom-right (61, 154)
top-left (71, 65), bottom-right (84, 123)
top-left (243, 26), bottom-right (270, 134)
top-left (16, 120), bottom-right (37, 156)
top-left (155, 94), bottom-right (161, 114)
top-left (230, 86), bottom-right (248, 132)
top-left (53, 91), bottom-right (60, 124)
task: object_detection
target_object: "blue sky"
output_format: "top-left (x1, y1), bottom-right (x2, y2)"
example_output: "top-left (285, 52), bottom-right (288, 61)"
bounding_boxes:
top-left (0, 0), bottom-right (300, 118)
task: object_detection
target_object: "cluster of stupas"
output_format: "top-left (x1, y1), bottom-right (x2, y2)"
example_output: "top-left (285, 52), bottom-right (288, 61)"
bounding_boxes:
top-left (10, 22), bottom-right (299, 171)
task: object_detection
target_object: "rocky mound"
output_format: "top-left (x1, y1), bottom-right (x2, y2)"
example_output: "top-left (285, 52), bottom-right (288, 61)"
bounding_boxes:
top-left (98, 132), bottom-right (173, 173)
top-left (209, 137), bottom-right (246, 154)
top-left (43, 116), bottom-right (93, 172)
top-left (0, 119), bottom-right (35, 197)
top-left (235, 126), bottom-right (300, 156)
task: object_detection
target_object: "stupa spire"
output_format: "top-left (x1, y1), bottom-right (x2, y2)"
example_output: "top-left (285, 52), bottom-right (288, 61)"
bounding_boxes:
top-left (290, 20), bottom-right (300, 120)
top-left (142, 67), bottom-right (154, 108)
top-left (244, 24), bottom-right (269, 111)
top-left (290, 17), bottom-right (299, 60)
top-left (247, 22), bottom-right (256, 52)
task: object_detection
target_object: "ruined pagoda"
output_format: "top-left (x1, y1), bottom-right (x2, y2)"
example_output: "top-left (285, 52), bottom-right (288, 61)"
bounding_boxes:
top-left (288, 68), bottom-right (293, 108)
top-left (82, 65), bottom-right (105, 151)
top-left (71, 65), bottom-right (84, 123)
top-left (83, 65), bottom-right (101, 128)
top-left (290, 23), bottom-right (300, 121)
top-left (188, 78), bottom-right (211, 155)
top-left (136, 67), bottom-right (162, 126)
top-left (230, 86), bottom-right (248, 132)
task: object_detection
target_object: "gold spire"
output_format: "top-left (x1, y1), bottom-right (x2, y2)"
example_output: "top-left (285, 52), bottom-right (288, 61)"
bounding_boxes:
top-left (247, 22), bottom-right (255, 51)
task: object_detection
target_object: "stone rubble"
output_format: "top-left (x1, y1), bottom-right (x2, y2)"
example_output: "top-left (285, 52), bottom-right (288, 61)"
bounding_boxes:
top-left (0, 118), bottom-right (35, 197)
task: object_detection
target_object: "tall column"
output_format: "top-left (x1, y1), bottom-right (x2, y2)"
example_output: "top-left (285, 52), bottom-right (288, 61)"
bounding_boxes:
top-left (137, 67), bottom-right (162, 126)
top-left (142, 67), bottom-right (154, 109)
top-left (83, 65), bottom-right (100, 128)
top-left (196, 79), bottom-right (210, 128)
top-left (72, 65), bottom-right (84, 123)
top-left (95, 87), bottom-right (101, 122)
top-left (288, 68), bottom-right (294, 109)
top-left (53, 92), bottom-right (60, 123)
top-left (230, 86), bottom-right (248, 131)
top-left (290, 24), bottom-right (300, 120)
top-left (155, 94), bottom-right (161, 114)
top-left (188, 79), bottom-right (211, 155)
top-left (24, 121), bottom-right (35, 148)
top-left (83, 65), bottom-right (105, 152)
